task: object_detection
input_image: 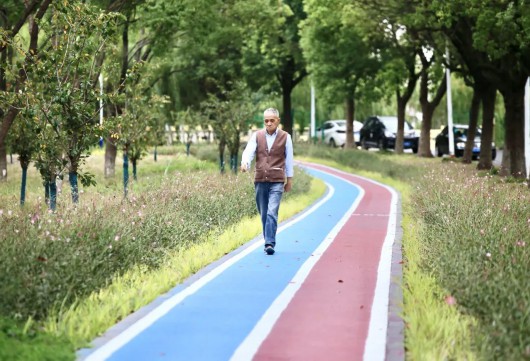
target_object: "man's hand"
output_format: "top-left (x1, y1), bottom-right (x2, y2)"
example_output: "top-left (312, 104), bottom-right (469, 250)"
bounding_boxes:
top-left (284, 178), bottom-right (293, 192)
top-left (240, 163), bottom-right (248, 173)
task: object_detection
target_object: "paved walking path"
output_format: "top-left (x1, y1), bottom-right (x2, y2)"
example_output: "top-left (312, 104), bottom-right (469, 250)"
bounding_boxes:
top-left (78, 162), bottom-right (404, 361)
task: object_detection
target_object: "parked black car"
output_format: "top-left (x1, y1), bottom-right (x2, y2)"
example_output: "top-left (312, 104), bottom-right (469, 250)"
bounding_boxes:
top-left (434, 124), bottom-right (496, 160)
top-left (359, 116), bottom-right (419, 153)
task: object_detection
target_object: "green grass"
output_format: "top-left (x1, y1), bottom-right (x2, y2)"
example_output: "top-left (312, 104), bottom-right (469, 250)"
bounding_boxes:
top-left (40, 177), bottom-right (325, 353)
top-left (0, 145), bottom-right (325, 359)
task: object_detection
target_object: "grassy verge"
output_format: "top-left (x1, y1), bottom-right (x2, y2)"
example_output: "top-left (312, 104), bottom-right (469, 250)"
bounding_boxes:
top-left (0, 145), bottom-right (324, 360)
top-left (42, 177), bottom-right (325, 352)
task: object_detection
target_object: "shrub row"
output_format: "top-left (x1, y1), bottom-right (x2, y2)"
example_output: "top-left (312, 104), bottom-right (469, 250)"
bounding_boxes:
top-left (0, 168), bottom-right (311, 321)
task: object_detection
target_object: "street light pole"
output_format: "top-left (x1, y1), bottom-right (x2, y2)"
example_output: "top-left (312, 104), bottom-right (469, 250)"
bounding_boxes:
top-left (524, 77), bottom-right (530, 178)
top-left (310, 82), bottom-right (316, 140)
top-left (446, 47), bottom-right (454, 156)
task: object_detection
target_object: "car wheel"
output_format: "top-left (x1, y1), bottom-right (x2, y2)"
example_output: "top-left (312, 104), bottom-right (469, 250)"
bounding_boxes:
top-left (435, 145), bottom-right (442, 157)
top-left (377, 138), bottom-right (386, 150)
top-left (412, 147), bottom-right (418, 154)
top-left (330, 138), bottom-right (336, 148)
top-left (361, 138), bottom-right (368, 150)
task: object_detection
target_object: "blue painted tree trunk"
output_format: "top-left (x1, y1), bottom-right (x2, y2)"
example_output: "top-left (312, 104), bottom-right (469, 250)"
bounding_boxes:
top-left (230, 153), bottom-right (238, 174)
top-left (132, 159), bottom-right (137, 181)
top-left (20, 166), bottom-right (27, 206)
top-left (154, 146), bottom-right (158, 162)
top-left (49, 180), bottom-right (57, 211)
top-left (186, 142), bottom-right (191, 156)
top-left (123, 152), bottom-right (129, 198)
top-left (69, 172), bottom-right (79, 203)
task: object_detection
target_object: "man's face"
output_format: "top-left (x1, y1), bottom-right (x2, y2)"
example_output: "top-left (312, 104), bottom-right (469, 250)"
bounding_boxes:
top-left (264, 114), bottom-right (280, 134)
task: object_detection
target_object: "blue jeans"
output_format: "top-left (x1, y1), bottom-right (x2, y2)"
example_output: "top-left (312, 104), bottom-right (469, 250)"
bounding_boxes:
top-left (255, 182), bottom-right (284, 247)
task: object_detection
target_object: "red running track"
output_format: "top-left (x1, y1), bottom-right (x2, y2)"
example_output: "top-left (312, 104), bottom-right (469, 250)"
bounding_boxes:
top-left (254, 162), bottom-right (396, 361)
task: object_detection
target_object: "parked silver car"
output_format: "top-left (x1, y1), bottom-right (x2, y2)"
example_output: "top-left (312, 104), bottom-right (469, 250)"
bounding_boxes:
top-left (316, 120), bottom-right (363, 147)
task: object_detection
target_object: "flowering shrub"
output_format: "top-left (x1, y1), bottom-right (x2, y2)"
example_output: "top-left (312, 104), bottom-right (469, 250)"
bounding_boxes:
top-left (412, 163), bottom-right (530, 360)
top-left (0, 168), bottom-right (311, 320)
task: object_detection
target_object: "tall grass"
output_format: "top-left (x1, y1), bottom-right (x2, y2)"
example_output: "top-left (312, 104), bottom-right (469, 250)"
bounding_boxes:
top-left (412, 163), bottom-right (530, 360)
top-left (0, 145), bottom-right (318, 360)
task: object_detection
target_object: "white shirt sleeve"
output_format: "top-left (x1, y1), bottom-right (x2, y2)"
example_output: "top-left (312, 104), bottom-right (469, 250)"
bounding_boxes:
top-left (241, 132), bottom-right (257, 169)
top-left (285, 134), bottom-right (294, 178)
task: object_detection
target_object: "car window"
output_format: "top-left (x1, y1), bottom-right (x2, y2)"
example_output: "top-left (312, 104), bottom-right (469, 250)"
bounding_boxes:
top-left (380, 117), bottom-right (413, 132)
top-left (454, 127), bottom-right (481, 137)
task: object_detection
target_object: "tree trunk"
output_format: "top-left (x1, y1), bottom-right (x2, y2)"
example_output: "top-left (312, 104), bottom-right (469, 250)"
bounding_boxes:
top-left (123, 148), bottom-right (129, 198)
top-left (417, 70), bottom-right (446, 158)
top-left (476, 86), bottom-right (496, 170)
top-left (418, 106), bottom-right (434, 157)
top-left (218, 140), bottom-right (225, 174)
top-left (0, 141), bottom-right (6, 181)
top-left (104, 137), bottom-right (117, 177)
top-left (69, 172), bottom-right (79, 204)
top-left (132, 158), bottom-right (137, 181)
top-left (230, 152), bottom-right (238, 174)
top-left (281, 87), bottom-right (293, 136)
top-left (500, 86), bottom-right (526, 178)
top-left (345, 96), bottom-right (355, 149)
top-left (47, 178), bottom-right (57, 211)
top-left (463, 86), bottom-right (481, 164)
top-left (395, 96), bottom-right (406, 155)
top-left (20, 165), bottom-right (28, 206)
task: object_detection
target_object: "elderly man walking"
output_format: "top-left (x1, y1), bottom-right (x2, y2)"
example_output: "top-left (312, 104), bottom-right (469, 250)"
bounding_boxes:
top-left (240, 108), bottom-right (294, 255)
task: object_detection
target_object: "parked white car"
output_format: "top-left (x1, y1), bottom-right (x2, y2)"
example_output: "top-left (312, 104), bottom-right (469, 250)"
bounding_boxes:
top-left (316, 120), bottom-right (363, 147)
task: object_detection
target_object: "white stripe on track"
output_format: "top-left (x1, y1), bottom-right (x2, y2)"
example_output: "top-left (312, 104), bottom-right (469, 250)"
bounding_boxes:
top-left (230, 172), bottom-right (364, 361)
top-left (362, 179), bottom-right (398, 361)
top-left (83, 178), bottom-right (336, 361)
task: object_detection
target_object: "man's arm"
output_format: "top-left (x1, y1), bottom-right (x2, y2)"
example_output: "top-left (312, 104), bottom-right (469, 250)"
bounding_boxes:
top-left (284, 134), bottom-right (294, 191)
top-left (240, 132), bottom-right (257, 172)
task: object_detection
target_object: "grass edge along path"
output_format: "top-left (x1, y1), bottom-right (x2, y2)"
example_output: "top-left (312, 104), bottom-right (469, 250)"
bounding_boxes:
top-left (43, 178), bottom-right (327, 352)
top-left (299, 156), bottom-right (477, 360)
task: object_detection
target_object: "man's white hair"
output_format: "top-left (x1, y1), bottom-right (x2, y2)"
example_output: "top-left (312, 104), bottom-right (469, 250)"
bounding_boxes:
top-left (263, 108), bottom-right (280, 118)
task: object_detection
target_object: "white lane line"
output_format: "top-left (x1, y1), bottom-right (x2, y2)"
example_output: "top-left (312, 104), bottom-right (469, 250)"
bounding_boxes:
top-left (230, 170), bottom-right (364, 361)
top-left (301, 162), bottom-right (399, 361)
top-left (363, 182), bottom-right (398, 361)
top-left (83, 179), bottom-right (336, 361)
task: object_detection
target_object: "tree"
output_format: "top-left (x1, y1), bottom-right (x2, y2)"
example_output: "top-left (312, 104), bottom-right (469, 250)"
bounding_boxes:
top-left (20, 2), bottom-right (120, 208)
top-left (105, 62), bottom-right (169, 195)
top-left (300, 0), bottom-right (380, 148)
top-left (241, 0), bottom-right (308, 136)
top-left (417, 50), bottom-right (447, 158)
top-left (202, 82), bottom-right (259, 174)
top-left (0, 0), bottom-right (53, 180)
top-left (363, 14), bottom-right (421, 154)
top-left (421, 1), bottom-right (530, 175)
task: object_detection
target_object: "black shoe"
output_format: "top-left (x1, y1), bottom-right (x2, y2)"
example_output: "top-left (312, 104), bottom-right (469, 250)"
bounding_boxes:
top-left (264, 245), bottom-right (275, 255)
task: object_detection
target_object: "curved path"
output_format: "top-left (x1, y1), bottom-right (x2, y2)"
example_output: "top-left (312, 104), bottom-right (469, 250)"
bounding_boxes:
top-left (79, 162), bottom-right (404, 361)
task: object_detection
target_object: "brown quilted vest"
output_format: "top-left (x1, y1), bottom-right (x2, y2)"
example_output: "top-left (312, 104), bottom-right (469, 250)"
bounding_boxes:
top-left (254, 129), bottom-right (287, 183)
